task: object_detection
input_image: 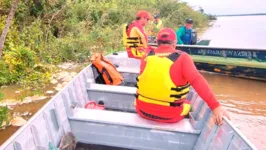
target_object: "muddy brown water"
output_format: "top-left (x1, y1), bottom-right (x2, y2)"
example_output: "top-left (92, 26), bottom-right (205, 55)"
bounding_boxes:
top-left (0, 99), bottom-right (49, 144)
top-left (0, 62), bottom-right (84, 146)
top-left (0, 71), bottom-right (265, 149)
top-left (202, 72), bottom-right (266, 150)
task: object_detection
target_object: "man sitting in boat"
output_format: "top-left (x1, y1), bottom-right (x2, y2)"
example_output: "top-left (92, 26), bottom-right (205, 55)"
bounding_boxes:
top-left (176, 18), bottom-right (195, 45)
top-left (122, 10), bottom-right (153, 59)
top-left (135, 28), bottom-right (230, 125)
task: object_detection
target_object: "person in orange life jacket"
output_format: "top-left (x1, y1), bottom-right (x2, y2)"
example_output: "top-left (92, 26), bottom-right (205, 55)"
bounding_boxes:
top-left (125, 10), bottom-right (153, 59)
top-left (135, 28), bottom-right (230, 125)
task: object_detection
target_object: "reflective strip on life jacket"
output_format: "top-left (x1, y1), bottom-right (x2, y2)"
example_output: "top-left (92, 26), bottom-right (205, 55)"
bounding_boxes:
top-left (136, 51), bottom-right (190, 106)
top-left (123, 24), bottom-right (144, 48)
top-left (90, 53), bottom-right (124, 85)
top-left (135, 99), bottom-right (192, 123)
top-left (139, 102), bottom-right (191, 120)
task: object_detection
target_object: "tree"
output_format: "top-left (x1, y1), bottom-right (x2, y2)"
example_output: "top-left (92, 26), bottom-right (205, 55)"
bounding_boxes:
top-left (199, 6), bottom-right (204, 14)
top-left (0, 0), bottom-right (19, 59)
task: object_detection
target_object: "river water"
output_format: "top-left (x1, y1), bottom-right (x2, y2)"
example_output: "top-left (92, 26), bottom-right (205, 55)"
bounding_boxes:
top-left (202, 15), bottom-right (266, 49)
top-left (0, 16), bottom-right (266, 149)
top-left (201, 15), bottom-right (266, 149)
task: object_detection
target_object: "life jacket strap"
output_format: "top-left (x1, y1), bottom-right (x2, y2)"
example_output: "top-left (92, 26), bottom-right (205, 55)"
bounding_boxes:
top-left (140, 109), bottom-right (172, 120)
top-left (126, 37), bottom-right (142, 48)
top-left (170, 91), bottom-right (189, 99)
top-left (127, 37), bottom-right (139, 40)
top-left (171, 83), bottom-right (190, 91)
top-left (167, 52), bottom-right (181, 62)
top-left (135, 94), bottom-right (184, 107)
top-left (101, 68), bottom-right (113, 84)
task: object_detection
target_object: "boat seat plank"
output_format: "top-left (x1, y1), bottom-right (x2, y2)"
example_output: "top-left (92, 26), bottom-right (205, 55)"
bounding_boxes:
top-left (87, 83), bottom-right (137, 94)
top-left (116, 67), bottom-right (139, 74)
top-left (106, 54), bottom-right (140, 69)
top-left (71, 108), bottom-right (200, 134)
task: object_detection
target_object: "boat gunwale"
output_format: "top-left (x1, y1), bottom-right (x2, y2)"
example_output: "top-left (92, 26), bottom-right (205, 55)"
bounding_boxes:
top-left (0, 66), bottom-right (90, 148)
top-left (149, 43), bottom-right (266, 52)
top-left (222, 117), bottom-right (258, 150)
top-left (191, 55), bottom-right (266, 69)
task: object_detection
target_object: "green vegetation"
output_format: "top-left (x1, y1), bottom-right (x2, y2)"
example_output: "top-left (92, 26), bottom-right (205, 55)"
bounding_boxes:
top-left (0, 92), bottom-right (8, 128)
top-left (197, 6), bottom-right (217, 20)
top-left (0, 106), bottom-right (9, 128)
top-left (0, 92), bottom-right (4, 101)
top-left (207, 14), bottom-right (217, 20)
top-left (0, 0), bottom-right (210, 88)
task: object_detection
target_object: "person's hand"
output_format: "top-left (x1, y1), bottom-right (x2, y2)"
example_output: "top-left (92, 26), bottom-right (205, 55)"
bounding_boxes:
top-left (212, 106), bottom-right (231, 126)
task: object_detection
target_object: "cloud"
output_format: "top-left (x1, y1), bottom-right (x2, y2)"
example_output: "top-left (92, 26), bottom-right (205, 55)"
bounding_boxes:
top-left (180, 0), bottom-right (266, 15)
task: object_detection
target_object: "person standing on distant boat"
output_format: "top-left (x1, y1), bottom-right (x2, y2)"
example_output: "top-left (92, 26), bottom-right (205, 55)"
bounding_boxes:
top-left (122, 10), bottom-right (153, 59)
top-left (146, 13), bottom-right (163, 43)
top-left (135, 28), bottom-right (230, 125)
top-left (176, 18), bottom-right (194, 45)
top-left (153, 14), bottom-right (163, 31)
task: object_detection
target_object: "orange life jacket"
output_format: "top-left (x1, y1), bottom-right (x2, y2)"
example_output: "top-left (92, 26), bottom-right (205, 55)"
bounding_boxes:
top-left (90, 53), bottom-right (124, 85)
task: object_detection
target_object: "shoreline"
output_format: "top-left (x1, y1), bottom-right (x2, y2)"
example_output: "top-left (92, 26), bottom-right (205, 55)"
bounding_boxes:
top-left (0, 62), bottom-right (84, 136)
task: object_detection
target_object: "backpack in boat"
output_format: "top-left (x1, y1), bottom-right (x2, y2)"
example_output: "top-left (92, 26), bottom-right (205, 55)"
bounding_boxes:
top-left (90, 53), bottom-right (124, 85)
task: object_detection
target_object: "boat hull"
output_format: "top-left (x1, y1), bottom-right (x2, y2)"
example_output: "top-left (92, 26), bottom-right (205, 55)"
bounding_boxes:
top-left (178, 45), bottom-right (266, 81)
top-left (194, 61), bottom-right (266, 81)
top-left (0, 51), bottom-right (258, 150)
top-left (149, 43), bottom-right (266, 81)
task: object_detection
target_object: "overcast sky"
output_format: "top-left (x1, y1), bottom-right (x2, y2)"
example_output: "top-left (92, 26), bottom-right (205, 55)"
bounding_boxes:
top-left (181, 0), bottom-right (266, 15)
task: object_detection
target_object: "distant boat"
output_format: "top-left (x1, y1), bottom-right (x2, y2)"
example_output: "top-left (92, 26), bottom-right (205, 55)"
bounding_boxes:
top-left (148, 42), bottom-right (266, 81)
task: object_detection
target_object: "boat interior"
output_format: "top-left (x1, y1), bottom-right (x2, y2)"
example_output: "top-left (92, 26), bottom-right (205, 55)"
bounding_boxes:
top-left (1, 52), bottom-right (256, 150)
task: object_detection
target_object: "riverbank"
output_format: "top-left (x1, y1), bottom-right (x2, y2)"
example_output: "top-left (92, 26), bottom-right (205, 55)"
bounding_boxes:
top-left (0, 62), bottom-right (85, 144)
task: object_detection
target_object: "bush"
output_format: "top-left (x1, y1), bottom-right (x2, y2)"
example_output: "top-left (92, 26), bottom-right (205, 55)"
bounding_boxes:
top-left (0, 106), bottom-right (9, 128)
top-left (0, 92), bottom-right (4, 101)
top-left (0, 0), bottom-right (210, 87)
top-left (0, 61), bottom-right (10, 85)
